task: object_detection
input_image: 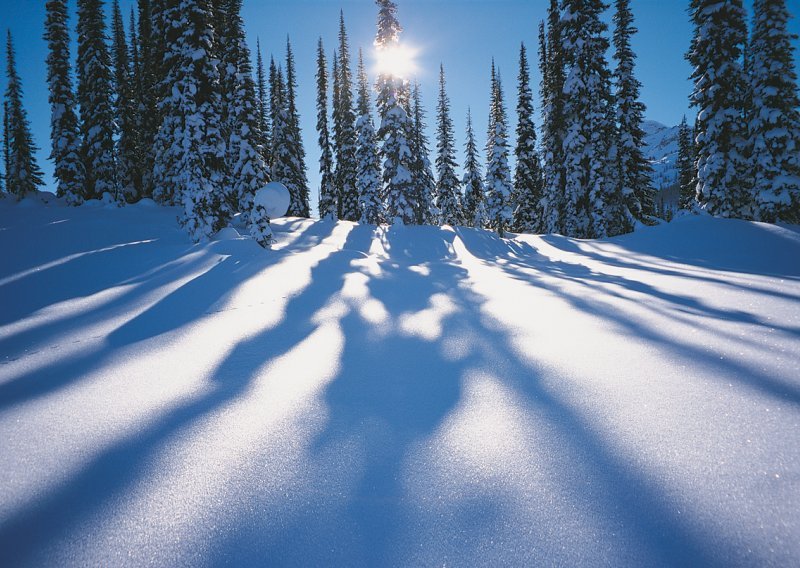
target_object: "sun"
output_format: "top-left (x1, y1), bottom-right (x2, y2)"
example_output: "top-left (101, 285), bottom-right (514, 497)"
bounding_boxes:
top-left (374, 44), bottom-right (418, 79)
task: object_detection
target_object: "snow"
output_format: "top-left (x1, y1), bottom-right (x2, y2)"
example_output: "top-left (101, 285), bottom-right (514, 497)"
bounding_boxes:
top-left (253, 181), bottom-right (291, 219)
top-left (1, 199), bottom-right (799, 566)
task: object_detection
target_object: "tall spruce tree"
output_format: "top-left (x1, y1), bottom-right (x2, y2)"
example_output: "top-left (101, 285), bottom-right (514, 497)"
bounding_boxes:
top-left (331, 52), bottom-right (341, 214)
top-left (333, 12), bottom-right (360, 221)
top-left (152, 0), bottom-right (228, 241)
top-left (560, 0), bottom-right (618, 238)
top-left (484, 63), bottom-right (514, 236)
top-left (316, 38), bottom-right (337, 220)
top-left (77, 0), bottom-right (118, 200)
top-left (435, 65), bottom-right (463, 226)
top-left (221, 0), bottom-right (270, 224)
top-left (513, 42), bottom-right (543, 233)
top-left (375, 0), bottom-right (416, 225)
top-left (135, 0), bottom-right (158, 198)
top-left (270, 64), bottom-right (302, 218)
top-left (410, 81), bottom-right (437, 224)
top-left (112, 0), bottom-right (140, 202)
top-left (355, 49), bottom-right (384, 224)
top-left (688, 0), bottom-right (752, 218)
top-left (613, 0), bottom-right (654, 225)
top-left (4, 32), bottom-right (45, 199)
top-left (677, 115), bottom-right (696, 211)
top-left (749, 0), bottom-right (800, 223)
top-left (255, 39), bottom-right (271, 166)
top-left (283, 37), bottom-right (310, 217)
top-left (2, 103), bottom-right (8, 195)
top-left (540, 1), bottom-right (567, 234)
top-left (44, 0), bottom-right (85, 205)
top-left (462, 108), bottom-right (484, 227)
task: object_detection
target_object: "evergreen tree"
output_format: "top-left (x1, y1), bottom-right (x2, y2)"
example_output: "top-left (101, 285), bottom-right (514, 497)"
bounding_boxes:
top-left (434, 65), bottom-right (463, 226)
top-left (270, 64), bottom-right (301, 217)
top-left (255, 39), bottom-right (271, 166)
top-left (688, 0), bottom-right (752, 218)
top-left (462, 108), bottom-right (484, 227)
top-left (749, 0), bottom-right (800, 223)
top-left (333, 12), bottom-right (360, 221)
top-left (316, 38), bottom-right (337, 220)
top-left (410, 81), bottom-right (436, 224)
top-left (375, 0), bottom-right (416, 225)
top-left (44, 0), bottom-right (85, 205)
top-left (219, 0), bottom-right (270, 226)
top-left (513, 42), bottom-right (543, 233)
top-left (77, 0), bottom-right (118, 200)
top-left (283, 37), bottom-right (310, 217)
top-left (355, 49), bottom-right (383, 224)
top-left (560, 0), bottom-right (618, 238)
top-left (613, 0), bottom-right (654, 225)
top-left (112, 0), bottom-right (140, 202)
top-left (2, 103), bottom-right (8, 195)
top-left (677, 115), bottom-right (696, 211)
top-left (4, 32), bottom-right (45, 199)
top-left (539, 1), bottom-right (566, 234)
top-left (268, 56), bottom-right (281, 150)
top-left (135, 0), bottom-right (158, 198)
top-left (152, 0), bottom-right (228, 241)
top-left (484, 63), bottom-right (514, 236)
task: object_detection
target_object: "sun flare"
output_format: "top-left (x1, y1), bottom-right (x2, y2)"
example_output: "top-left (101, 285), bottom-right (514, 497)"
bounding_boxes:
top-left (374, 44), bottom-right (418, 79)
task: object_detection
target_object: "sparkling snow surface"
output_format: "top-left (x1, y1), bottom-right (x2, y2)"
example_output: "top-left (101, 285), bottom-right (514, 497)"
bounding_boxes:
top-left (1, 197), bottom-right (799, 567)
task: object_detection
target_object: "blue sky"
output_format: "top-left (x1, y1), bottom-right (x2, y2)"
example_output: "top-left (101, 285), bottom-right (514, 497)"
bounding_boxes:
top-left (2, 0), bottom-right (799, 207)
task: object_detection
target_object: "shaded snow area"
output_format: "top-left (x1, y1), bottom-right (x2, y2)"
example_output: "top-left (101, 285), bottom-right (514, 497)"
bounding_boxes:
top-left (1, 197), bottom-right (799, 567)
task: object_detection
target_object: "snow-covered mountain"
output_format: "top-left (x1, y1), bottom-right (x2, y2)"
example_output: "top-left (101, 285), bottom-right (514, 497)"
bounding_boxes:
top-left (1, 195), bottom-right (799, 566)
top-left (642, 119), bottom-right (680, 203)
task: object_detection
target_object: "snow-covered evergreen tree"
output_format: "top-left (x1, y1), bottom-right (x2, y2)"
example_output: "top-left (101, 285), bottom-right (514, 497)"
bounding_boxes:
top-left (375, 0), bottom-right (416, 225)
top-left (135, 0), bottom-right (159, 199)
top-left (512, 43), bottom-right (543, 233)
top-left (434, 65), bottom-right (463, 226)
top-left (613, 0), bottom-right (654, 225)
top-left (333, 13), bottom-right (360, 222)
top-left (560, 0), bottom-right (618, 238)
top-left (410, 82), bottom-right (437, 224)
top-left (2, 103), bottom-right (8, 195)
top-left (111, 0), bottom-right (140, 202)
top-left (748, 0), bottom-right (800, 223)
top-left (255, 39), bottom-right (271, 166)
top-left (484, 63), bottom-right (514, 236)
top-left (4, 32), bottom-right (45, 200)
top-left (316, 38), bottom-right (337, 221)
top-left (152, 0), bottom-right (228, 241)
top-left (44, 0), bottom-right (85, 205)
top-left (677, 115), bottom-right (696, 211)
top-left (355, 49), bottom-right (383, 225)
top-left (216, 0), bottom-right (269, 224)
top-left (462, 108), bottom-right (484, 227)
top-left (539, 1), bottom-right (567, 235)
top-left (283, 37), bottom-right (310, 217)
top-left (688, 0), bottom-right (752, 218)
top-left (77, 0), bottom-right (118, 200)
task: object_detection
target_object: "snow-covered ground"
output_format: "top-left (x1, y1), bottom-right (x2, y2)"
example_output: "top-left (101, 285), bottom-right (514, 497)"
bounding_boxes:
top-left (1, 195), bottom-right (799, 566)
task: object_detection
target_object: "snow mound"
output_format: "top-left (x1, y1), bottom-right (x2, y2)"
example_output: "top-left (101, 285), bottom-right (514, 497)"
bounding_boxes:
top-left (254, 182), bottom-right (290, 219)
top-left (213, 227), bottom-right (243, 241)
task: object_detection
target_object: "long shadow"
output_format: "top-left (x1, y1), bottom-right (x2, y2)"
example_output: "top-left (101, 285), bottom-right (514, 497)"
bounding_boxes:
top-left (457, 229), bottom-right (800, 409)
top-left (204, 227), bottom-right (723, 566)
top-left (0, 222), bottom-right (342, 566)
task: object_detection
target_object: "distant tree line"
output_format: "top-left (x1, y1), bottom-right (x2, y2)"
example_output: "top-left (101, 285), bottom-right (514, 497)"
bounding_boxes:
top-left (1, 0), bottom-right (798, 244)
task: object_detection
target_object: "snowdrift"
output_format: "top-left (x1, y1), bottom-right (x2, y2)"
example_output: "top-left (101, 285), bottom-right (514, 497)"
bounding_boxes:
top-left (1, 197), bottom-right (799, 566)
